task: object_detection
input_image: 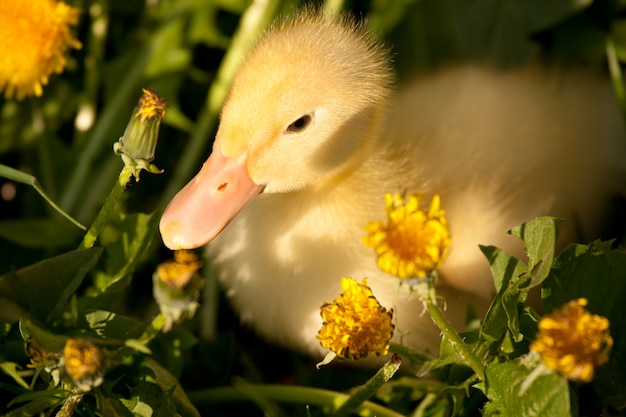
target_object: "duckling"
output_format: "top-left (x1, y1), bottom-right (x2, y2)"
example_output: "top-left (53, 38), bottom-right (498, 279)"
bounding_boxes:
top-left (159, 10), bottom-right (626, 356)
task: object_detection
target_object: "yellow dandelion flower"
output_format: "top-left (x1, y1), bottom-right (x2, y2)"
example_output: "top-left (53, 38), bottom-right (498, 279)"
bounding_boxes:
top-left (0, 0), bottom-right (82, 100)
top-left (530, 298), bottom-right (612, 383)
top-left (156, 249), bottom-right (203, 290)
top-left (317, 277), bottom-right (394, 360)
top-left (63, 338), bottom-right (103, 391)
top-left (364, 193), bottom-right (451, 279)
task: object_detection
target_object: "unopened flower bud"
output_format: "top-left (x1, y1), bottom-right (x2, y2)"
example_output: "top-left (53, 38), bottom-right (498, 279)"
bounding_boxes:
top-left (114, 88), bottom-right (167, 180)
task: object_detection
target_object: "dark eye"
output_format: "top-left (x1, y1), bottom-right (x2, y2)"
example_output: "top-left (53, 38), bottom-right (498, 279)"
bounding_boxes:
top-left (285, 114), bottom-right (312, 134)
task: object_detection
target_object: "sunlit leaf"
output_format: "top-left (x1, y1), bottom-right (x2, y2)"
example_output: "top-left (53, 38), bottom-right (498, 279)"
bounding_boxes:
top-left (480, 362), bottom-right (570, 417)
top-left (479, 245), bottom-right (528, 344)
top-left (0, 362), bottom-right (30, 390)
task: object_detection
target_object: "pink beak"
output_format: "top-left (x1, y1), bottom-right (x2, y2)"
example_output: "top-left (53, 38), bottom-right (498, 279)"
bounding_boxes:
top-left (159, 144), bottom-right (264, 249)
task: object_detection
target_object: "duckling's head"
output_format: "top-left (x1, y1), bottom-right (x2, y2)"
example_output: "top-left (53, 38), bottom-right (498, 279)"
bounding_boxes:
top-left (160, 11), bottom-right (393, 249)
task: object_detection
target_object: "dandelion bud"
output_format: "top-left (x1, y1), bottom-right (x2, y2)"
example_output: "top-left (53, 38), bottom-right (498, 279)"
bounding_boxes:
top-left (153, 250), bottom-right (204, 332)
top-left (113, 89), bottom-right (168, 180)
top-left (63, 338), bottom-right (104, 392)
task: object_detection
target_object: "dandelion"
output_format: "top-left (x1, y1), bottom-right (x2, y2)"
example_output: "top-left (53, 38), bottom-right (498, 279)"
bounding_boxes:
top-left (114, 89), bottom-right (168, 180)
top-left (63, 338), bottom-right (103, 391)
top-left (364, 193), bottom-right (450, 279)
top-left (26, 341), bottom-right (60, 369)
top-left (0, 0), bottom-right (82, 100)
top-left (157, 249), bottom-right (203, 290)
top-left (530, 298), bottom-right (612, 383)
top-left (317, 277), bottom-right (394, 361)
top-left (153, 250), bottom-right (204, 331)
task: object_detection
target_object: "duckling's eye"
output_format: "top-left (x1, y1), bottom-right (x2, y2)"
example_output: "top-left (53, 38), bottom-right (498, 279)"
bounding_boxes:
top-left (285, 114), bottom-right (312, 134)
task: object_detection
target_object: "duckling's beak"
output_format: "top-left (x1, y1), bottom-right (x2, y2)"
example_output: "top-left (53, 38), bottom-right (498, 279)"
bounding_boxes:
top-left (159, 144), bottom-right (264, 249)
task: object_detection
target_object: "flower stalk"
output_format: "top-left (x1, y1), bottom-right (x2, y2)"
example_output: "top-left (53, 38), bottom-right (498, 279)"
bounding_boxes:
top-left (54, 388), bottom-right (83, 417)
top-left (421, 279), bottom-right (486, 380)
top-left (331, 354), bottom-right (402, 417)
top-left (78, 165), bottom-right (133, 249)
top-left (79, 89), bottom-right (166, 248)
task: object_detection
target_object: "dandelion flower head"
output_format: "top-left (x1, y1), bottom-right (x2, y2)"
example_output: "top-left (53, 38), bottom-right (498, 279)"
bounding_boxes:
top-left (0, 0), bottom-right (82, 100)
top-left (63, 338), bottom-right (103, 391)
top-left (317, 277), bottom-right (394, 360)
top-left (364, 193), bottom-right (451, 279)
top-left (135, 88), bottom-right (168, 121)
top-left (530, 298), bottom-right (612, 383)
top-left (156, 250), bottom-right (203, 290)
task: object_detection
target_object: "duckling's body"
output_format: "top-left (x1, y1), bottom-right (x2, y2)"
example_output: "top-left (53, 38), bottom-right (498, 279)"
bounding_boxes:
top-left (160, 12), bottom-right (626, 356)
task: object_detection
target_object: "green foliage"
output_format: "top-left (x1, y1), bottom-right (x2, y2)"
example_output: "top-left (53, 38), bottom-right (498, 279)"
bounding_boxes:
top-left (1, 0), bottom-right (626, 416)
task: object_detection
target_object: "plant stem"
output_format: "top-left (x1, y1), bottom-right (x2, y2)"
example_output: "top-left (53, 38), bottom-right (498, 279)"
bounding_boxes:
top-left (422, 286), bottom-right (485, 380)
top-left (75, 0), bottom-right (109, 144)
top-left (389, 342), bottom-right (432, 367)
top-left (606, 37), bottom-right (626, 123)
top-left (188, 382), bottom-right (405, 417)
top-left (78, 166), bottom-right (132, 249)
top-left (55, 389), bottom-right (83, 417)
top-left (331, 354), bottom-right (402, 417)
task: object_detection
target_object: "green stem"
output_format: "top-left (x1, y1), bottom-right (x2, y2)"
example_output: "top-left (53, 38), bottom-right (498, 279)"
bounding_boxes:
top-left (323, 0), bottom-right (346, 16)
top-left (78, 166), bottom-right (132, 249)
top-left (75, 0), bottom-right (109, 144)
top-left (28, 179), bottom-right (86, 230)
top-left (187, 382), bottom-right (405, 417)
top-left (412, 392), bottom-right (438, 417)
top-left (331, 354), bottom-right (402, 417)
top-left (199, 259), bottom-right (219, 341)
top-left (55, 389), bottom-right (83, 417)
top-left (422, 288), bottom-right (485, 380)
top-left (606, 37), bottom-right (626, 123)
top-left (388, 342), bottom-right (432, 368)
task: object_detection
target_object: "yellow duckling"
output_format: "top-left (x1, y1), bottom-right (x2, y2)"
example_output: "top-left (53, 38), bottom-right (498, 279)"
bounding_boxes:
top-left (159, 11), bottom-right (626, 355)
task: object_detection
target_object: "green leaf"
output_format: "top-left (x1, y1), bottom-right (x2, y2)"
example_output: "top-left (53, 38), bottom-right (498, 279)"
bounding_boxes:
top-left (19, 320), bottom-right (67, 353)
top-left (145, 17), bottom-right (192, 78)
top-left (0, 164), bottom-right (86, 231)
top-left (97, 211), bottom-right (160, 292)
top-left (0, 218), bottom-right (82, 248)
top-left (0, 247), bottom-right (102, 323)
top-left (424, 331), bottom-right (478, 382)
top-left (187, 5), bottom-right (232, 49)
top-left (509, 216), bottom-right (559, 288)
top-left (478, 217), bottom-right (559, 344)
top-left (0, 362), bottom-right (30, 390)
top-left (82, 310), bottom-right (145, 341)
top-left (135, 358), bottom-right (200, 417)
top-left (6, 388), bottom-right (68, 416)
top-left (479, 246), bottom-right (527, 344)
top-left (481, 362), bottom-right (570, 417)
